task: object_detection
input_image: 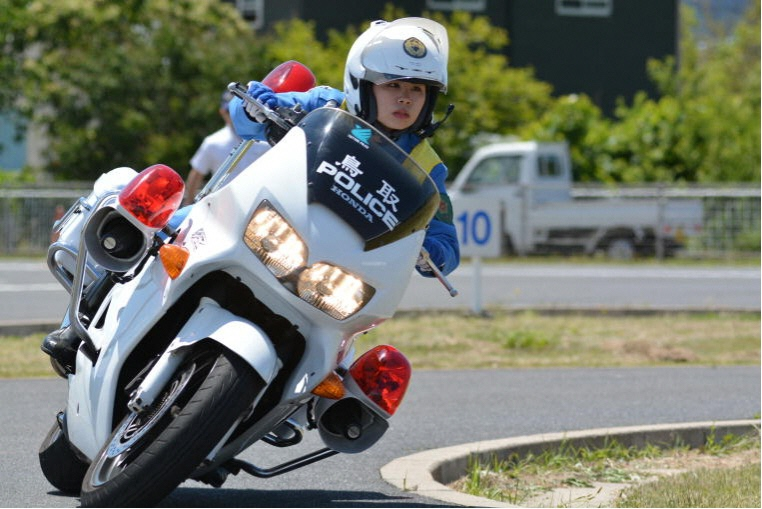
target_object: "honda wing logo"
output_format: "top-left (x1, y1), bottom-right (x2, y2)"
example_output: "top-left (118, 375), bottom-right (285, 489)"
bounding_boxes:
top-left (349, 125), bottom-right (372, 147)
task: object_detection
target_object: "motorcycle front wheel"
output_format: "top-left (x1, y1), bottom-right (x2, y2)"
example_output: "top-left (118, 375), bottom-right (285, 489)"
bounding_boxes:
top-left (80, 344), bottom-right (265, 507)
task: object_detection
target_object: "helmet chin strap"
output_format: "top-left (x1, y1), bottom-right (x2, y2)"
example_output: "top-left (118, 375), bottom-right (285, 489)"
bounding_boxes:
top-left (375, 124), bottom-right (403, 140)
top-left (417, 103), bottom-right (455, 139)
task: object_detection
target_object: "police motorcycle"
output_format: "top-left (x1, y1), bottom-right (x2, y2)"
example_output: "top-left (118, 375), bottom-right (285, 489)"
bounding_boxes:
top-left (38, 62), bottom-right (457, 506)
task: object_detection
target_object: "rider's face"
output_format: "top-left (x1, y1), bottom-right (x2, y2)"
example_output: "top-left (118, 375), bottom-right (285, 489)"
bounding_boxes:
top-left (372, 80), bottom-right (426, 132)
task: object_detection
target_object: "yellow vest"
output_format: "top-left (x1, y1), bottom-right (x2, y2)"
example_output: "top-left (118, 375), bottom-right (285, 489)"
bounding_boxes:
top-left (410, 139), bottom-right (442, 175)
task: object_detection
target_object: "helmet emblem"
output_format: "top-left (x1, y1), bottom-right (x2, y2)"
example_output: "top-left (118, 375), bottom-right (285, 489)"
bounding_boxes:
top-left (403, 37), bottom-right (427, 58)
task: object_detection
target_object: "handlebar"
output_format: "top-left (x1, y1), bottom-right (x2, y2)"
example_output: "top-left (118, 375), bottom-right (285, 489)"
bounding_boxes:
top-left (420, 247), bottom-right (458, 297)
top-left (227, 82), bottom-right (293, 133)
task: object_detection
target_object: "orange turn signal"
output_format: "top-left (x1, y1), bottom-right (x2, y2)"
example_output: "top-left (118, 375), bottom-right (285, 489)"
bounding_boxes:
top-left (159, 244), bottom-right (190, 279)
top-left (311, 372), bottom-right (345, 400)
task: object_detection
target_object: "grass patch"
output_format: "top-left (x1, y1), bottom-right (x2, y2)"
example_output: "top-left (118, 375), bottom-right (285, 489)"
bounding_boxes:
top-left (474, 254), bottom-right (762, 267)
top-left (617, 462), bottom-right (760, 508)
top-left (452, 429), bottom-right (761, 507)
top-left (456, 439), bottom-right (663, 504)
top-left (357, 310), bottom-right (760, 370)
top-left (2, 311), bottom-right (759, 377)
top-left (0, 334), bottom-right (52, 378)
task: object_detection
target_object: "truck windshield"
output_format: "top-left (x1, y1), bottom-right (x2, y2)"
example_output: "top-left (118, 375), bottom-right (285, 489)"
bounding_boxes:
top-left (467, 155), bottom-right (523, 186)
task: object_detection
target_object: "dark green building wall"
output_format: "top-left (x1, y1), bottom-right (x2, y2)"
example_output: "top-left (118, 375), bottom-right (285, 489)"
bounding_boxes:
top-left (504, 1), bottom-right (678, 114)
top-left (251, 0), bottom-right (678, 116)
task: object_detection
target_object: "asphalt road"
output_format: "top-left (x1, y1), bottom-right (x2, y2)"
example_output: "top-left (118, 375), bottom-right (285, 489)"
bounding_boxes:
top-left (405, 263), bottom-right (761, 313)
top-left (0, 261), bottom-right (759, 325)
top-left (2, 366), bottom-right (759, 507)
top-left (1, 260), bottom-right (758, 506)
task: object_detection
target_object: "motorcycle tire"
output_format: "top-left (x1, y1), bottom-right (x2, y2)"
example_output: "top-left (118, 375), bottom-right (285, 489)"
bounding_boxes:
top-left (38, 419), bottom-right (89, 495)
top-left (80, 344), bottom-right (265, 507)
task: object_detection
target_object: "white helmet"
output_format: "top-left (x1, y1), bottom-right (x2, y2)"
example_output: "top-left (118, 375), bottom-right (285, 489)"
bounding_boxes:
top-left (344, 17), bottom-right (449, 134)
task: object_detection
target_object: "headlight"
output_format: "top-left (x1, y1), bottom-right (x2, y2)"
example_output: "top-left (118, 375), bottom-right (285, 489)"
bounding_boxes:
top-left (297, 263), bottom-right (375, 320)
top-left (244, 201), bottom-right (375, 320)
top-left (244, 202), bottom-right (307, 277)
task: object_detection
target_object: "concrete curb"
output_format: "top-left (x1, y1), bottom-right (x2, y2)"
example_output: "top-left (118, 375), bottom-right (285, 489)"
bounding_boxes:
top-left (380, 419), bottom-right (761, 508)
top-left (0, 321), bottom-right (59, 336)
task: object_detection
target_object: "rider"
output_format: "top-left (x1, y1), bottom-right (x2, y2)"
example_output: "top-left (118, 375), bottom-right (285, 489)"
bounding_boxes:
top-left (229, 17), bottom-right (460, 278)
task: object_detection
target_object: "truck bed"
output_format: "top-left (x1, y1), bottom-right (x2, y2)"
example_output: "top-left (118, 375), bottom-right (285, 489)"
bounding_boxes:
top-left (527, 198), bottom-right (703, 233)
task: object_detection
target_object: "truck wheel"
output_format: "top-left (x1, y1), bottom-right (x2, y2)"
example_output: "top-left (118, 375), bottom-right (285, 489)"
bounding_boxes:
top-left (80, 344), bottom-right (264, 507)
top-left (503, 234), bottom-right (516, 255)
top-left (39, 418), bottom-right (89, 495)
top-left (606, 238), bottom-right (635, 260)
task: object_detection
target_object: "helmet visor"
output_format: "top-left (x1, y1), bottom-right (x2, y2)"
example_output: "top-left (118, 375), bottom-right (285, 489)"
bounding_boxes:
top-left (363, 69), bottom-right (446, 91)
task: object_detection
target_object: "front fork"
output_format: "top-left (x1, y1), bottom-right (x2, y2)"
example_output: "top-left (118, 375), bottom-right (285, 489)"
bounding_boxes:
top-left (127, 348), bottom-right (184, 413)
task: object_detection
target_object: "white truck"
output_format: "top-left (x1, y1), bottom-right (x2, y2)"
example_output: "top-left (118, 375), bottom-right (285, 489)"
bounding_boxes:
top-left (448, 141), bottom-right (703, 259)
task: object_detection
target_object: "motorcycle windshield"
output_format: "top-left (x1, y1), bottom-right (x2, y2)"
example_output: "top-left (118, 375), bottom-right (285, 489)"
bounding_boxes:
top-left (301, 108), bottom-right (440, 251)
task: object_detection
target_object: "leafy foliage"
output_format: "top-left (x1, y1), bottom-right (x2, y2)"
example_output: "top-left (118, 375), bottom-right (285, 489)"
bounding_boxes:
top-left (5, 0), bottom-right (266, 179)
top-left (602, 2), bottom-right (760, 183)
top-left (263, 18), bottom-right (354, 90)
top-left (520, 2), bottom-right (760, 183)
top-left (0, 0), bottom-right (758, 182)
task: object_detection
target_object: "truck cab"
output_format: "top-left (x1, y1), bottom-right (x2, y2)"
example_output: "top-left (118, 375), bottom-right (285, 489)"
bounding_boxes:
top-left (448, 141), bottom-right (703, 258)
top-left (449, 141), bottom-right (572, 205)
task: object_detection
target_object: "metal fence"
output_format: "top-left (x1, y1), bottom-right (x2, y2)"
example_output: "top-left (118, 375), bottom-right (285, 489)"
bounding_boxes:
top-left (0, 186), bottom-right (91, 256)
top-left (571, 185), bottom-right (760, 258)
top-left (0, 184), bottom-right (759, 259)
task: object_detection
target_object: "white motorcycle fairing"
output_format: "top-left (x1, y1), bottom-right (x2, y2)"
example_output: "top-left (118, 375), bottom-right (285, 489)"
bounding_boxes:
top-left (64, 264), bottom-right (282, 459)
top-left (42, 104), bottom-right (447, 506)
top-left (174, 115), bottom-right (431, 399)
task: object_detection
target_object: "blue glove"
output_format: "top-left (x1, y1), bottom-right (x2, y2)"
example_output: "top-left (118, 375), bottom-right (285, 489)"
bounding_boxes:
top-left (229, 97), bottom-right (269, 140)
top-left (246, 81), bottom-right (278, 108)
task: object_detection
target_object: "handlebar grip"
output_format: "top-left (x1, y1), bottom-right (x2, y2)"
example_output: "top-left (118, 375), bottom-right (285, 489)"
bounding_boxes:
top-left (420, 247), bottom-right (458, 297)
top-left (227, 81), bottom-right (292, 132)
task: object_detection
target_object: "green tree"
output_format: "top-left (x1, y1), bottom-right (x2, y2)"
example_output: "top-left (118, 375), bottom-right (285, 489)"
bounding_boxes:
top-left (518, 2), bottom-right (760, 184)
top-left (8, 1), bottom-right (755, 184)
top-left (518, 94), bottom-right (611, 182)
top-left (0, 1), bottom-right (27, 112)
top-left (11, 0), bottom-right (267, 180)
top-left (263, 18), bottom-right (354, 90)
top-left (1, 2), bottom-right (563, 182)
top-left (598, 2), bottom-right (760, 183)
top-left (0, 0), bottom-right (35, 165)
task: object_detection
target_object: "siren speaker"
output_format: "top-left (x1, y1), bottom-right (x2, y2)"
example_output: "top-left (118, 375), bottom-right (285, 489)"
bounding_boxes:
top-left (83, 207), bottom-right (149, 273)
top-left (316, 397), bottom-right (388, 454)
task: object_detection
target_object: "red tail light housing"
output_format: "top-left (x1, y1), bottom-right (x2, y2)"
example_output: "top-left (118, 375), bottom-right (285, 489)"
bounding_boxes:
top-left (118, 164), bottom-right (184, 229)
top-left (262, 60), bottom-right (316, 93)
top-left (349, 345), bottom-right (411, 416)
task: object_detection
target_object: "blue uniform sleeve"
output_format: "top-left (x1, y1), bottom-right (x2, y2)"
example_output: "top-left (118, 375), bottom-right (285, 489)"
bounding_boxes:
top-left (418, 162), bottom-right (460, 277)
top-left (271, 86), bottom-right (345, 111)
top-left (421, 219), bottom-right (460, 277)
top-left (229, 86), bottom-right (344, 141)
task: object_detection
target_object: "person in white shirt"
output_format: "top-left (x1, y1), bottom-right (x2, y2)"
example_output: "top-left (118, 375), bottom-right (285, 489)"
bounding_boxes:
top-left (183, 90), bottom-right (270, 205)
